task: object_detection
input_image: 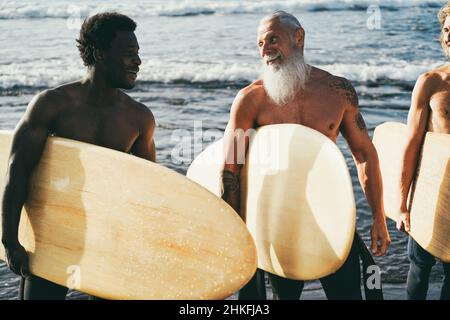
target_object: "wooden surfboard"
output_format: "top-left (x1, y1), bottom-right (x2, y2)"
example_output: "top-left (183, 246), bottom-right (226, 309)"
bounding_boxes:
top-left (373, 122), bottom-right (450, 262)
top-left (0, 131), bottom-right (257, 299)
top-left (187, 124), bottom-right (356, 280)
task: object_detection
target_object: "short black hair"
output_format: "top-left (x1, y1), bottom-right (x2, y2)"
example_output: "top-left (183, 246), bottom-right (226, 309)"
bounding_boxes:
top-left (76, 12), bottom-right (137, 66)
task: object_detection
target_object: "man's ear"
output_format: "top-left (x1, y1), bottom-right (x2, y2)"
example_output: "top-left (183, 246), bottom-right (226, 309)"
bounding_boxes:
top-left (93, 49), bottom-right (106, 63)
top-left (294, 27), bottom-right (305, 49)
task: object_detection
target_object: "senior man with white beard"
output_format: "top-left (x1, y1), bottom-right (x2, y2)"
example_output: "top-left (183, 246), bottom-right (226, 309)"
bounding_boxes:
top-left (220, 10), bottom-right (391, 300)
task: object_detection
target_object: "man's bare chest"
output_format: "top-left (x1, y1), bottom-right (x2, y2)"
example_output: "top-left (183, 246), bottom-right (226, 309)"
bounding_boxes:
top-left (429, 90), bottom-right (450, 133)
top-left (256, 99), bottom-right (346, 140)
top-left (50, 106), bottom-right (138, 153)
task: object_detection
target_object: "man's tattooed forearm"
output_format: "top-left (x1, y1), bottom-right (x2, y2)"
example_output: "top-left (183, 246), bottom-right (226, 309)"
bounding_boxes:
top-left (355, 112), bottom-right (367, 131)
top-left (220, 170), bottom-right (240, 195)
top-left (221, 170), bottom-right (241, 214)
top-left (330, 78), bottom-right (359, 107)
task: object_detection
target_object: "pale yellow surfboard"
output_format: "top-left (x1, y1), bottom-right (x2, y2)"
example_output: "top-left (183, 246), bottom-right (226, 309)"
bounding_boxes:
top-left (373, 122), bottom-right (450, 262)
top-left (187, 124), bottom-right (356, 280)
top-left (0, 131), bottom-right (257, 300)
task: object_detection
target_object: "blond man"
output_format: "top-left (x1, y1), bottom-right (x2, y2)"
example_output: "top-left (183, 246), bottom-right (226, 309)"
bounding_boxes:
top-left (397, 2), bottom-right (450, 300)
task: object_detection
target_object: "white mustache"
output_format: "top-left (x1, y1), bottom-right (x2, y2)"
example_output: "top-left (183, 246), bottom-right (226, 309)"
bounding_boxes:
top-left (264, 52), bottom-right (281, 63)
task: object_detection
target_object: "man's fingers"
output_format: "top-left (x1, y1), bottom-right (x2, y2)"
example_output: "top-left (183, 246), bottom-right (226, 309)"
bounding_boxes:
top-left (6, 247), bottom-right (29, 277)
top-left (20, 255), bottom-right (30, 278)
top-left (371, 238), bottom-right (378, 255)
top-left (372, 236), bottom-right (390, 256)
top-left (396, 219), bottom-right (403, 231)
top-left (405, 216), bottom-right (411, 233)
top-left (20, 263), bottom-right (30, 278)
top-left (380, 240), bottom-right (390, 256)
top-left (8, 257), bottom-right (21, 276)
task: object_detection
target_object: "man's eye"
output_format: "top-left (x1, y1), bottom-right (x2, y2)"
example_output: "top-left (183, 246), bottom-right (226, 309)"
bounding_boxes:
top-left (258, 42), bottom-right (263, 47)
top-left (270, 37), bottom-right (277, 44)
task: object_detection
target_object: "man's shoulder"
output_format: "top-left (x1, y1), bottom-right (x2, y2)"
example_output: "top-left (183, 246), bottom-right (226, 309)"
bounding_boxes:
top-left (230, 80), bottom-right (266, 116)
top-left (23, 84), bottom-right (78, 123)
top-left (119, 91), bottom-right (155, 123)
top-left (119, 91), bottom-right (149, 111)
top-left (324, 73), bottom-right (352, 88)
top-left (309, 67), bottom-right (354, 92)
top-left (33, 81), bottom-right (84, 107)
top-left (239, 80), bottom-right (264, 97)
top-left (411, 69), bottom-right (448, 97)
top-left (51, 81), bottom-right (82, 97)
top-left (417, 67), bottom-right (447, 86)
top-left (28, 82), bottom-right (76, 111)
top-left (308, 66), bottom-right (335, 83)
top-left (313, 69), bottom-right (358, 108)
top-left (235, 80), bottom-right (265, 105)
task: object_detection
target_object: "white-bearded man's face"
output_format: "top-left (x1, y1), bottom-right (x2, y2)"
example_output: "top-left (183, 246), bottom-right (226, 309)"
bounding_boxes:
top-left (262, 48), bottom-right (311, 106)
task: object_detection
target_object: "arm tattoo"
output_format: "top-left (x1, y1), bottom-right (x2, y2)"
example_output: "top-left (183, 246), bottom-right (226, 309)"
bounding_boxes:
top-left (221, 170), bottom-right (240, 194)
top-left (355, 112), bottom-right (367, 131)
top-left (329, 78), bottom-right (359, 107)
top-left (220, 170), bottom-right (241, 214)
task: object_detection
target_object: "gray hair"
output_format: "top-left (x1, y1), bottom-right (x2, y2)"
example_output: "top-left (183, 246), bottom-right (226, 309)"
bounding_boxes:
top-left (259, 10), bottom-right (302, 33)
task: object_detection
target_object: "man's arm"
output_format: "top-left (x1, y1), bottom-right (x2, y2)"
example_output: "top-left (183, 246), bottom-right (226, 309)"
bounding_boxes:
top-left (397, 73), bottom-right (433, 233)
top-left (2, 90), bottom-right (57, 276)
top-left (130, 106), bottom-right (156, 162)
top-left (336, 77), bottom-right (391, 256)
top-left (221, 89), bottom-right (257, 220)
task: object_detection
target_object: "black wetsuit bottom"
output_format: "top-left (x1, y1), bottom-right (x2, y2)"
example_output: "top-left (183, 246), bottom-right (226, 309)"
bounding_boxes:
top-left (239, 234), bottom-right (363, 300)
top-left (19, 275), bottom-right (104, 300)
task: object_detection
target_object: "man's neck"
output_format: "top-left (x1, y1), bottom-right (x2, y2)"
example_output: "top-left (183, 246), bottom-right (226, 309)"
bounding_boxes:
top-left (82, 67), bottom-right (119, 104)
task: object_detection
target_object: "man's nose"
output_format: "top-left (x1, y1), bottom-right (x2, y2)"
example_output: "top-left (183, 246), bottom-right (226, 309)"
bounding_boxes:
top-left (132, 54), bottom-right (142, 66)
top-left (133, 54), bottom-right (142, 66)
top-left (261, 42), bottom-right (271, 57)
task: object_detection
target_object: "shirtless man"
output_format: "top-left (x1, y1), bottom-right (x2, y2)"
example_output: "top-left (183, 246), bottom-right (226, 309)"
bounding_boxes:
top-left (221, 10), bottom-right (391, 300)
top-left (1, 12), bottom-right (156, 299)
top-left (396, 3), bottom-right (450, 300)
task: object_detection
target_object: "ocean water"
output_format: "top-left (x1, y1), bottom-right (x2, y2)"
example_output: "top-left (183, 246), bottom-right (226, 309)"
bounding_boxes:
top-left (0, 0), bottom-right (448, 299)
